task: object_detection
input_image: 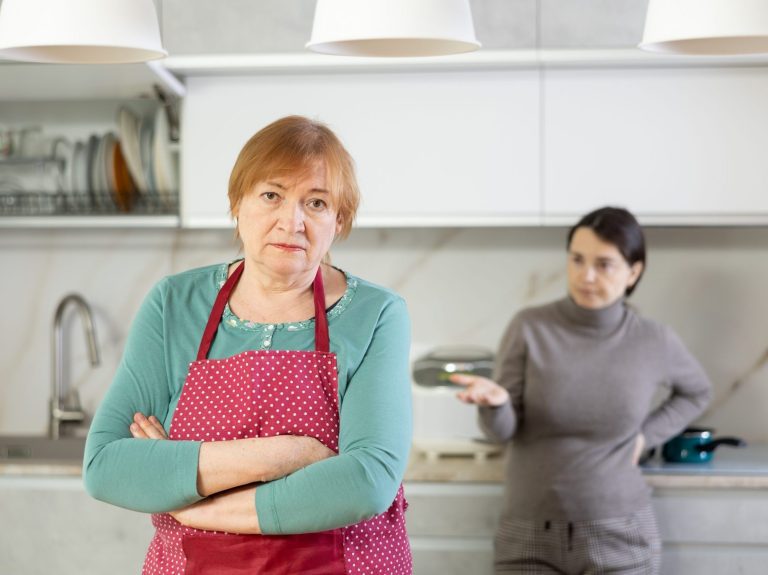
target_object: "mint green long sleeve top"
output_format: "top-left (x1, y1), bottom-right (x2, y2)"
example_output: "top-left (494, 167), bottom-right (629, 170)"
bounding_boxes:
top-left (83, 261), bottom-right (412, 535)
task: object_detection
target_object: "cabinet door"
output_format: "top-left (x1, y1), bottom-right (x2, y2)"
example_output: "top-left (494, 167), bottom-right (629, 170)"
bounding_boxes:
top-left (181, 70), bottom-right (540, 228)
top-left (0, 479), bottom-right (152, 574)
top-left (543, 67), bottom-right (768, 223)
top-left (653, 488), bottom-right (768, 575)
top-left (405, 482), bottom-right (500, 575)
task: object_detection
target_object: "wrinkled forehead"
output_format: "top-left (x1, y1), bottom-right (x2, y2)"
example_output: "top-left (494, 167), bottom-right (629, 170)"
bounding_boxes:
top-left (259, 159), bottom-right (327, 187)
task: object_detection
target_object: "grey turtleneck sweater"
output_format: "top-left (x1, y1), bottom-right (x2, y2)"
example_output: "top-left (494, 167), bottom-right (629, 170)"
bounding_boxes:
top-left (480, 296), bottom-right (712, 522)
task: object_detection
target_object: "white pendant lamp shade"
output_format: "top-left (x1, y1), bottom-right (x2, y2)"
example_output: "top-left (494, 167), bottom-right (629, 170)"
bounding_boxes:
top-left (640, 0), bottom-right (768, 55)
top-left (307, 0), bottom-right (481, 57)
top-left (0, 0), bottom-right (167, 64)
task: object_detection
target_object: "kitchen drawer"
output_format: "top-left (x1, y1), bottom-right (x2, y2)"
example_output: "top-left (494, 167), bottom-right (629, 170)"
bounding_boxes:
top-left (405, 483), bottom-right (499, 573)
top-left (0, 477), bottom-right (152, 575)
top-left (405, 482), bottom-right (503, 537)
top-left (653, 488), bottom-right (768, 544)
top-left (661, 546), bottom-right (768, 575)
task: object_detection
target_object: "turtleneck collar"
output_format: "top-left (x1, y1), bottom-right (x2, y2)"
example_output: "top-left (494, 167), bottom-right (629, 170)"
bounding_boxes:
top-left (556, 295), bottom-right (627, 334)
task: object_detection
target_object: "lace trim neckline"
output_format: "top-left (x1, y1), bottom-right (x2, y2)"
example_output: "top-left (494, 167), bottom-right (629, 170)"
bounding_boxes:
top-left (215, 260), bottom-right (358, 333)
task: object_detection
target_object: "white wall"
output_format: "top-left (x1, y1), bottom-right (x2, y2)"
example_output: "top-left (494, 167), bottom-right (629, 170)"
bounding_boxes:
top-left (159, 0), bottom-right (646, 55)
top-left (2, 225), bottom-right (767, 444)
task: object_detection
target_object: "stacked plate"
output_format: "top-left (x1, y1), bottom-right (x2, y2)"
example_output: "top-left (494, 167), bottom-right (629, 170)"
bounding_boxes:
top-left (152, 105), bottom-right (177, 208)
top-left (117, 106), bottom-right (178, 210)
top-left (23, 106), bottom-right (178, 214)
top-left (51, 138), bottom-right (74, 195)
top-left (66, 130), bottom-right (137, 213)
top-left (117, 106), bottom-right (147, 199)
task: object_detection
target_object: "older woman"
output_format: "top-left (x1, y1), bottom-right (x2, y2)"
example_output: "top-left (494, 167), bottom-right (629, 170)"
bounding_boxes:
top-left (84, 116), bottom-right (412, 574)
top-left (453, 207), bottom-right (712, 575)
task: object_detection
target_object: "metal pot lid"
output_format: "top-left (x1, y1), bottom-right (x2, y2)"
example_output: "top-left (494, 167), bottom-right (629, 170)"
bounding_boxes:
top-left (680, 426), bottom-right (714, 438)
top-left (417, 345), bottom-right (494, 362)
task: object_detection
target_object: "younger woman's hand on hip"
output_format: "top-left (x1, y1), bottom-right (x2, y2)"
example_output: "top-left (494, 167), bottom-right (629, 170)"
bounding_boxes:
top-left (129, 413), bottom-right (168, 440)
top-left (450, 374), bottom-right (510, 407)
top-left (632, 433), bottom-right (646, 465)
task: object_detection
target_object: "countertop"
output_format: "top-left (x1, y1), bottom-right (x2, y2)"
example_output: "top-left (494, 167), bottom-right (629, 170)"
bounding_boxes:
top-left (0, 461), bottom-right (82, 477)
top-left (404, 443), bottom-right (768, 489)
top-left (4, 443), bottom-right (768, 489)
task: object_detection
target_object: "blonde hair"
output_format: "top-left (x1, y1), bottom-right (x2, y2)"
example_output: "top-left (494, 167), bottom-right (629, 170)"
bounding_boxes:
top-left (228, 115), bottom-right (360, 239)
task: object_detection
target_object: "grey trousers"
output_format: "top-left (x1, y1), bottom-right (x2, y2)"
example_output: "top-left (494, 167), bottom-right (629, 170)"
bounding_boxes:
top-left (494, 504), bottom-right (661, 575)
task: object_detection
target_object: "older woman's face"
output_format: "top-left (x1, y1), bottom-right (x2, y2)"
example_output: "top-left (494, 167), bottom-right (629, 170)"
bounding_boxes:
top-left (567, 227), bottom-right (643, 309)
top-left (236, 162), bottom-right (340, 279)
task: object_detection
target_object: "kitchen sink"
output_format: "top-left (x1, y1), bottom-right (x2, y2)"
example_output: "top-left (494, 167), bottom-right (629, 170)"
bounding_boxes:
top-left (0, 435), bottom-right (85, 463)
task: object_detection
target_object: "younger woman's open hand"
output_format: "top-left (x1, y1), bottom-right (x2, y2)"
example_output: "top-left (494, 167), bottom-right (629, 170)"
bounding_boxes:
top-left (129, 413), bottom-right (168, 440)
top-left (450, 374), bottom-right (510, 407)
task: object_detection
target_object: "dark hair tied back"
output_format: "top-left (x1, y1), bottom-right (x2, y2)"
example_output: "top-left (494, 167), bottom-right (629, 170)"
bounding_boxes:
top-left (566, 206), bottom-right (646, 296)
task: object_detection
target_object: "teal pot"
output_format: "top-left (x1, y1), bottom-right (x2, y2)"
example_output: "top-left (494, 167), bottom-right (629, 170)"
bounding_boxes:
top-left (661, 427), bottom-right (746, 463)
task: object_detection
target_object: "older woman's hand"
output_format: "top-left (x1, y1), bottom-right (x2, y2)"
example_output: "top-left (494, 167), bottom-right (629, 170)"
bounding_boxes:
top-left (170, 484), bottom-right (261, 534)
top-left (450, 374), bottom-right (510, 407)
top-left (128, 413), bottom-right (337, 496)
top-left (129, 413), bottom-right (168, 440)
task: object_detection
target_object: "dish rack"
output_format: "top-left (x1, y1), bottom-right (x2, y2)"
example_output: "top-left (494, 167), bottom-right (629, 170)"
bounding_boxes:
top-left (0, 190), bottom-right (178, 216)
top-left (0, 156), bottom-right (178, 216)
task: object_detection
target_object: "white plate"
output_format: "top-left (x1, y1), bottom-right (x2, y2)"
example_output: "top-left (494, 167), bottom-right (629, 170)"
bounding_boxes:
top-left (71, 141), bottom-right (87, 198)
top-left (117, 106), bottom-right (147, 195)
top-left (92, 134), bottom-right (107, 207)
top-left (153, 106), bottom-right (176, 207)
top-left (139, 116), bottom-right (156, 200)
top-left (85, 134), bottom-right (100, 205)
top-left (51, 137), bottom-right (73, 195)
top-left (102, 132), bottom-right (118, 209)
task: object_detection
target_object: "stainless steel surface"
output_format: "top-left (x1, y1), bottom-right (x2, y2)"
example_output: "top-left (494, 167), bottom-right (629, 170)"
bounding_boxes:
top-left (412, 346), bottom-right (494, 388)
top-left (50, 294), bottom-right (100, 439)
top-left (0, 435), bottom-right (85, 463)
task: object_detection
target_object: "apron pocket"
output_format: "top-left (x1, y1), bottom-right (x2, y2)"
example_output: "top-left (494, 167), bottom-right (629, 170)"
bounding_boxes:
top-left (182, 531), bottom-right (346, 575)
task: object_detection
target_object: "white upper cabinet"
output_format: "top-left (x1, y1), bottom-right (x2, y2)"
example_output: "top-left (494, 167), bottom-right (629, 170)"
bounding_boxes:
top-left (0, 62), bottom-right (183, 101)
top-left (542, 66), bottom-right (768, 224)
top-left (180, 68), bottom-right (541, 228)
top-left (0, 62), bottom-right (183, 228)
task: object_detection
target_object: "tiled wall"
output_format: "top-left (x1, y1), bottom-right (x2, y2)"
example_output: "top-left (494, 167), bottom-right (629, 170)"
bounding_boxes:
top-left (2, 225), bottom-right (767, 444)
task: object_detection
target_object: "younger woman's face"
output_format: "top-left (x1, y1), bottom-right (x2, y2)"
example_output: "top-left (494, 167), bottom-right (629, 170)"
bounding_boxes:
top-left (567, 227), bottom-right (643, 309)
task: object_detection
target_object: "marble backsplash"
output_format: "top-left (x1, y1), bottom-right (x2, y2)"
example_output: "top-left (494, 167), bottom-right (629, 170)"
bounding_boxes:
top-left (1, 225), bottom-right (767, 443)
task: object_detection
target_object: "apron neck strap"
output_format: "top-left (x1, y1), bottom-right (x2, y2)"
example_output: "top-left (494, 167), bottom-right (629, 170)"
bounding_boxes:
top-left (313, 266), bottom-right (330, 353)
top-left (196, 261), bottom-right (330, 360)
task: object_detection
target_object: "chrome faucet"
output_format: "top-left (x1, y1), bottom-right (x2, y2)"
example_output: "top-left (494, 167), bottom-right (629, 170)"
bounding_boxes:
top-left (50, 294), bottom-right (100, 439)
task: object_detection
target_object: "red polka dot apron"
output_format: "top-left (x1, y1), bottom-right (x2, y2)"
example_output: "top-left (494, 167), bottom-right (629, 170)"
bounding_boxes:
top-left (143, 261), bottom-right (412, 575)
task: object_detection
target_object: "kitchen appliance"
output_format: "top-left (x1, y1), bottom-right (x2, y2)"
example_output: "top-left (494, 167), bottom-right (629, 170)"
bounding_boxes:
top-left (412, 346), bottom-right (494, 389)
top-left (661, 427), bottom-right (746, 463)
